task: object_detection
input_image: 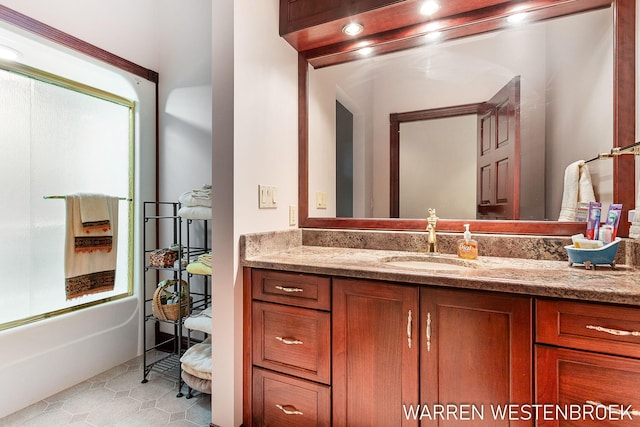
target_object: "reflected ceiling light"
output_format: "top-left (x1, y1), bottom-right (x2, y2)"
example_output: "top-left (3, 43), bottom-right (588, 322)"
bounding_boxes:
top-left (419, 0), bottom-right (441, 16)
top-left (342, 23), bottom-right (364, 36)
top-left (0, 45), bottom-right (21, 61)
top-left (425, 31), bottom-right (442, 41)
top-left (357, 47), bottom-right (373, 56)
top-left (507, 12), bottom-right (528, 23)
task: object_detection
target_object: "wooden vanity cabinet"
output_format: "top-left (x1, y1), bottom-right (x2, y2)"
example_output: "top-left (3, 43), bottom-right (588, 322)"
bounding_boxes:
top-left (247, 268), bottom-right (332, 426)
top-left (246, 269), bottom-right (533, 425)
top-left (535, 299), bottom-right (640, 427)
top-left (420, 288), bottom-right (533, 427)
top-left (332, 278), bottom-right (533, 426)
top-left (332, 278), bottom-right (420, 426)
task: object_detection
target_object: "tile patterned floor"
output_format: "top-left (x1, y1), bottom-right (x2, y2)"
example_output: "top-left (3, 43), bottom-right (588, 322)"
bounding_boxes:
top-left (0, 355), bottom-right (211, 426)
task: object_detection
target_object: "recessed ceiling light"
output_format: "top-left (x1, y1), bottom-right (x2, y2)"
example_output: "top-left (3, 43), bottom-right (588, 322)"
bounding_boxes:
top-left (342, 23), bottom-right (364, 36)
top-left (420, 0), bottom-right (441, 16)
top-left (0, 45), bottom-right (21, 61)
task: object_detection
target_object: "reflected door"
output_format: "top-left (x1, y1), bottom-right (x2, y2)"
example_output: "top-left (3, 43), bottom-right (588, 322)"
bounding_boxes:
top-left (477, 76), bottom-right (521, 219)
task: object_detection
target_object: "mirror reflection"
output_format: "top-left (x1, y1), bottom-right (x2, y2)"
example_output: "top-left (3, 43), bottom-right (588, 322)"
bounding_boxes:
top-left (308, 7), bottom-right (614, 220)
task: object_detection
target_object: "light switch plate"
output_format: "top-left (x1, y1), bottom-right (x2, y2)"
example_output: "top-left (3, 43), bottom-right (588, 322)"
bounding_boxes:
top-left (316, 191), bottom-right (327, 209)
top-left (259, 185), bottom-right (277, 209)
top-left (289, 205), bottom-right (297, 226)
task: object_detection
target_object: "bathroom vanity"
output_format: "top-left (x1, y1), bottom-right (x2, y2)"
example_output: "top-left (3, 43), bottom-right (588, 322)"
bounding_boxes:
top-left (242, 229), bottom-right (640, 426)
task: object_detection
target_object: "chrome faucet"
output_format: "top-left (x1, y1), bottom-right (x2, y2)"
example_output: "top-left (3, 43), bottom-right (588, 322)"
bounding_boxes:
top-left (426, 208), bottom-right (438, 254)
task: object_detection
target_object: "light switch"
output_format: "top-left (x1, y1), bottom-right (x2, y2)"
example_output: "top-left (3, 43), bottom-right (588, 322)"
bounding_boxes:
top-left (289, 205), bottom-right (297, 226)
top-left (259, 185), bottom-right (277, 209)
top-left (316, 191), bottom-right (327, 209)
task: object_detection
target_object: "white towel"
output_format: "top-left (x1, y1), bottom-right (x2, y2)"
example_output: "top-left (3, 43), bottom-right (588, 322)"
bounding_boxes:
top-left (178, 184), bottom-right (212, 207)
top-left (558, 160), bottom-right (596, 221)
top-left (630, 177), bottom-right (640, 238)
top-left (65, 195), bottom-right (119, 299)
top-left (178, 205), bottom-right (212, 220)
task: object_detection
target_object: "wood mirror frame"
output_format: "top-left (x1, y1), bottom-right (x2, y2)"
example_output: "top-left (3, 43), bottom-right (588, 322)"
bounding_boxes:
top-left (298, 0), bottom-right (636, 236)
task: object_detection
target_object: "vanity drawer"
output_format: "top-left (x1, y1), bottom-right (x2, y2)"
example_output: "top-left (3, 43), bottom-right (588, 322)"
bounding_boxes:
top-left (252, 269), bottom-right (331, 310)
top-left (252, 368), bottom-right (331, 427)
top-left (536, 299), bottom-right (640, 358)
top-left (252, 301), bottom-right (331, 384)
top-left (536, 345), bottom-right (640, 427)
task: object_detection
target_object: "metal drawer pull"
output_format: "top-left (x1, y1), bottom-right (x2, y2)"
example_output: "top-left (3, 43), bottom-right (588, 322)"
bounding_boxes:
top-left (275, 285), bottom-right (304, 293)
top-left (586, 324), bottom-right (640, 337)
top-left (586, 400), bottom-right (640, 417)
top-left (407, 310), bottom-right (413, 349)
top-left (275, 336), bottom-right (304, 345)
top-left (276, 404), bottom-right (304, 415)
top-left (426, 312), bottom-right (432, 352)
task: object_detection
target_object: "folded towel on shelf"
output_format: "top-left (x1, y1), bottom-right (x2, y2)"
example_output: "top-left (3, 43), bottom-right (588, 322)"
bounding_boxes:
top-left (179, 184), bottom-right (212, 208)
top-left (65, 194), bottom-right (119, 300)
top-left (178, 205), bottom-right (211, 220)
top-left (180, 338), bottom-right (212, 380)
top-left (186, 261), bottom-right (211, 276)
top-left (558, 160), bottom-right (596, 221)
top-left (184, 307), bottom-right (212, 334)
top-left (198, 253), bottom-right (211, 267)
top-left (181, 370), bottom-right (211, 394)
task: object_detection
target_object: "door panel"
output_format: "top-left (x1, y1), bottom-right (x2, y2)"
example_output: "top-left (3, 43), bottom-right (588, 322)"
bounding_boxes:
top-left (333, 278), bottom-right (419, 426)
top-left (420, 289), bottom-right (533, 427)
top-left (477, 76), bottom-right (521, 219)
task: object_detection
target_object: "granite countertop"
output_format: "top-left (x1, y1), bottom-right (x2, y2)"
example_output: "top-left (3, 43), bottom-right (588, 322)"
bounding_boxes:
top-left (241, 229), bottom-right (640, 306)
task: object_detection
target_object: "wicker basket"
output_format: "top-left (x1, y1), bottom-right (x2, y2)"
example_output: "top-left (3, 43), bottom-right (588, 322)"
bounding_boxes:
top-left (152, 279), bottom-right (191, 321)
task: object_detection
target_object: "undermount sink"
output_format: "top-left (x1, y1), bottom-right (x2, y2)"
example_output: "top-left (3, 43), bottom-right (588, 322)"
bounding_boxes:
top-left (382, 255), bottom-right (476, 271)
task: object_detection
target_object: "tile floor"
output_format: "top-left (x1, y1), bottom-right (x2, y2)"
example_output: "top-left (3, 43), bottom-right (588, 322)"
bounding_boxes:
top-left (0, 354), bottom-right (211, 426)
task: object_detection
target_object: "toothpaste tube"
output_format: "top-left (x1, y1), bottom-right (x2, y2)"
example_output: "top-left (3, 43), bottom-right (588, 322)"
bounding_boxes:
top-left (604, 203), bottom-right (623, 239)
top-left (585, 201), bottom-right (602, 240)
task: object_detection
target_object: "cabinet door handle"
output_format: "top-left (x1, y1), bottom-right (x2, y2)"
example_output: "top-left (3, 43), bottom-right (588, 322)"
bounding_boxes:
top-left (586, 324), bottom-right (640, 337)
top-left (275, 336), bottom-right (304, 345)
top-left (407, 310), bottom-right (413, 349)
top-left (426, 312), bottom-right (432, 352)
top-left (276, 404), bottom-right (304, 415)
top-left (275, 285), bottom-right (304, 293)
top-left (586, 400), bottom-right (640, 417)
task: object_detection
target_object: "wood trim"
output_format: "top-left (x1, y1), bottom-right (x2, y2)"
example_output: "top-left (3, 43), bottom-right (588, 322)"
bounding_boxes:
top-left (613, 0), bottom-right (636, 237)
top-left (299, 54), bottom-right (310, 226)
top-left (242, 267), bottom-right (253, 427)
top-left (299, 0), bottom-right (635, 236)
top-left (300, 0), bottom-right (612, 68)
top-left (0, 5), bottom-right (158, 82)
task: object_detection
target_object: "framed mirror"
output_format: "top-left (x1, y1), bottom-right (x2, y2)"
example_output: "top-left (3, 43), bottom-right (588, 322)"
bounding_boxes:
top-left (299, 0), bottom-right (635, 236)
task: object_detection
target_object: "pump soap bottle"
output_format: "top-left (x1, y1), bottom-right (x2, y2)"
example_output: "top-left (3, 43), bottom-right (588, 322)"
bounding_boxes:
top-left (457, 224), bottom-right (478, 260)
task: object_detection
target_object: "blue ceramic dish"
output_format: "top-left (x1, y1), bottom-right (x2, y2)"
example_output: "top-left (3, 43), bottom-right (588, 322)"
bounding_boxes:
top-left (565, 237), bottom-right (621, 269)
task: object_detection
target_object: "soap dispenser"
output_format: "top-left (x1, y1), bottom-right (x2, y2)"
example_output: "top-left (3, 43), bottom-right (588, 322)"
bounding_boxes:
top-left (457, 224), bottom-right (478, 260)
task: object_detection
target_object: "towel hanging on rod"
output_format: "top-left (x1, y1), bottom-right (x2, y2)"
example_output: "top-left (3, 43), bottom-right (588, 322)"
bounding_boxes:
top-left (585, 140), bottom-right (640, 163)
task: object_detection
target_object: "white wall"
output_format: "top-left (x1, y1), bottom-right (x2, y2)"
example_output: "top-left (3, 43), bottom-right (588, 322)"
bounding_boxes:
top-left (211, 0), bottom-right (299, 424)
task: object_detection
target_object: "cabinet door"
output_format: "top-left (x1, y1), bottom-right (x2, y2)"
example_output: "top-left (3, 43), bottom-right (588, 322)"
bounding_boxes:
top-left (536, 345), bottom-right (640, 427)
top-left (420, 289), bottom-right (533, 427)
top-left (333, 278), bottom-right (419, 426)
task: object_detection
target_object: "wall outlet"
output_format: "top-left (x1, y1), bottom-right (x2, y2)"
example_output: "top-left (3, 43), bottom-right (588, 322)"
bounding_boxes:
top-left (258, 185), bottom-right (277, 209)
top-left (316, 191), bottom-right (327, 209)
top-left (289, 205), bottom-right (297, 226)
